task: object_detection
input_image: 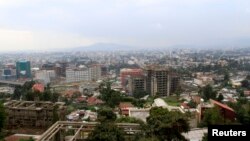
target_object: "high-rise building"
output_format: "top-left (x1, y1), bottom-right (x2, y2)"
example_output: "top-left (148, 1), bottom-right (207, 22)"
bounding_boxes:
top-left (144, 66), bottom-right (181, 96)
top-left (120, 68), bottom-right (144, 89)
top-left (16, 61), bottom-right (31, 79)
top-left (170, 74), bottom-right (180, 94)
top-left (127, 76), bottom-right (146, 95)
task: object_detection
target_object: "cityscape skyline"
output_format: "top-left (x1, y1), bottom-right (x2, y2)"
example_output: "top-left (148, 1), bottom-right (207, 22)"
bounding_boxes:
top-left (0, 0), bottom-right (250, 52)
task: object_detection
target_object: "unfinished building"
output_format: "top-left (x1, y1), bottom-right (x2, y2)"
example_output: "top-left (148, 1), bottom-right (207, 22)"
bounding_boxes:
top-left (4, 100), bottom-right (66, 128)
top-left (38, 121), bottom-right (141, 141)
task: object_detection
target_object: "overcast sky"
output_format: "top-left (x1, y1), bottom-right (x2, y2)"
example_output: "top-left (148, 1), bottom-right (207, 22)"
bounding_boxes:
top-left (0, 0), bottom-right (250, 52)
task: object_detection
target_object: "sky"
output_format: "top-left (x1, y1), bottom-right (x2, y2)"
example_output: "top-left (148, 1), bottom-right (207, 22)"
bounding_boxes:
top-left (0, 0), bottom-right (250, 52)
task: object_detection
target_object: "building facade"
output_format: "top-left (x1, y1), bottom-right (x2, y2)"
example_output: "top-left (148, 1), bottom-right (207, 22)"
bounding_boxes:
top-left (4, 100), bottom-right (66, 128)
top-left (16, 61), bottom-right (31, 79)
top-left (120, 68), bottom-right (144, 89)
top-left (66, 68), bottom-right (90, 83)
top-left (35, 70), bottom-right (56, 84)
top-left (144, 66), bottom-right (180, 96)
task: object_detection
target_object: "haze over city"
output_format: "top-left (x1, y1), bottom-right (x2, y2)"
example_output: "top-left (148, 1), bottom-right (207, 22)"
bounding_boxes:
top-left (0, 0), bottom-right (250, 52)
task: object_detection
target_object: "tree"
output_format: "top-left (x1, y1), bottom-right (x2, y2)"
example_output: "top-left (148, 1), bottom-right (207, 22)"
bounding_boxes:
top-left (97, 108), bottom-right (117, 122)
top-left (224, 72), bottom-right (230, 82)
top-left (87, 122), bottom-right (125, 141)
top-left (146, 107), bottom-right (190, 141)
top-left (201, 107), bottom-right (223, 126)
top-left (202, 133), bottom-right (208, 141)
top-left (0, 102), bottom-right (5, 132)
top-left (19, 137), bottom-right (35, 141)
top-left (99, 82), bottom-right (122, 108)
top-left (241, 80), bottom-right (249, 88)
top-left (187, 100), bottom-right (197, 108)
top-left (200, 85), bottom-right (217, 101)
top-left (217, 94), bottom-right (224, 102)
top-left (12, 86), bottom-right (22, 100)
top-left (133, 90), bottom-right (147, 99)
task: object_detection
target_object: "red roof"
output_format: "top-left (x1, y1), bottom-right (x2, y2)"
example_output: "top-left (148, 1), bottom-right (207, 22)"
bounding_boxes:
top-left (32, 83), bottom-right (45, 93)
top-left (244, 91), bottom-right (250, 96)
top-left (210, 99), bottom-right (234, 112)
top-left (119, 102), bottom-right (134, 109)
top-left (87, 97), bottom-right (104, 105)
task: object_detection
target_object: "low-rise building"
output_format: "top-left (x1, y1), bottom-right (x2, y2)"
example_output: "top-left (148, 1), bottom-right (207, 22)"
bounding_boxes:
top-left (4, 100), bottom-right (66, 128)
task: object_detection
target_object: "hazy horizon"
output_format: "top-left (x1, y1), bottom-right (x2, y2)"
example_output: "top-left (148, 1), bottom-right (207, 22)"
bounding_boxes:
top-left (0, 0), bottom-right (250, 52)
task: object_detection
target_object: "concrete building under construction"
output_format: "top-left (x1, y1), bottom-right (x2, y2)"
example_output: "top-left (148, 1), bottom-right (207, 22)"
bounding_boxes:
top-left (144, 65), bottom-right (180, 96)
top-left (38, 121), bottom-right (141, 141)
top-left (4, 100), bottom-right (66, 128)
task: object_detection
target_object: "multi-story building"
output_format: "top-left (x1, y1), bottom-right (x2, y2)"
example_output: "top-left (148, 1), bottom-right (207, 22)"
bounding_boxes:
top-left (16, 61), bottom-right (31, 79)
top-left (66, 68), bottom-right (90, 83)
top-left (170, 74), bottom-right (180, 93)
top-left (55, 62), bottom-right (67, 77)
top-left (4, 100), bottom-right (66, 128)
top-left (120, 68), bottom-right (144, 89)
top-left (144, 66), bottom-right (180, 96)
top-left (35, 70), bottom-right (56, 84)
top-left (127, 76), bottom-right (146, 95)
top-left (145, 66), bottom-right (170, 96)
top-left (1, 68), bottom-right (16, 80)
top-left (89, 64), bottom-right (101, 81)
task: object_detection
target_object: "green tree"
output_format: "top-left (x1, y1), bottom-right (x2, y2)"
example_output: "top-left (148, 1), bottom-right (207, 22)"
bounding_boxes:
top-left (224, 72), bottom-right (230, 82)
top-left (217, 94), bottom-right (224, 102)
top-left (0, 102), bottom-right (5, 132)
top-left (146, 107), bottom-right (190, 141)
top-left (201, 107), bottom-right (223, 126)
top-left (99, 82), bottom-right (122, 108)
top-left (52, 105), bottom-right (59, 123)
top-left (19, 137), bottom-right (35, 141)
top-left (187, 100), bottom-right (197, 108)
top-left (97, 108), bottom-right (117, 122)
top-left (133, 90), bottom-right (147, 99)
top-left (202, 133), bottom-right (208, 141)
top-left (87, 122), bottom-right (125, 141)
top-left (200, 85), bottom-right (217, 101)
top-left (12, 86), bottom-right (22, 100)
top-left (241, 80), bottom-right (249, 88)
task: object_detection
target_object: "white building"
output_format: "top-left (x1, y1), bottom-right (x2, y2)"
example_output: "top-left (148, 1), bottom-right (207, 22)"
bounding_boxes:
top-left (66, 68), bottom-right (90, 83)
top-left (35, 70), bottom-right (56, 84)
top-left (89, 64), bottom-right (101, 81)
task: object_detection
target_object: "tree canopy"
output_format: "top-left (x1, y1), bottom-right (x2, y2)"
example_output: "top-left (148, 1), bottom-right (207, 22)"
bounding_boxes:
top-left (99, 82), bottom-right (122, 108)
top-left (87, 122), bottom-right (125, 141)
top-left (97, 108), bottom-right (117, 122)
top-left (0, 102), bottom-right (5, 132)
top-left (146, 107), bottom-right (190, 141)
top-left (199, 85), bottom-right (217, 101)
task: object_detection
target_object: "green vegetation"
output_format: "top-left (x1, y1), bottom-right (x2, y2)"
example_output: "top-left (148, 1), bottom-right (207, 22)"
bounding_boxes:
top-left (200, 107), bottom-right (224, 126)
top-left (87, 122), bottom-right (125, 141)
top-left (0, 102), bottom-right (5, 132)
top-left (163, 96), bottom-right (180, 106)
top-left (19, 137), bottom-right (35, 141)
top-left (12, 81), bottom-right (59, 102)
top-left (202, 133), bottom-right (208, 141)
top-left (199, 85), bottom-right (217, 101)
top-left (133, 90), bottom-right (147, 99)
top-left (99, 82), bottom-right (123, 108)
top-left (97, 108), bottom-right (117, 122)
top-left (87, 108), bottom-right (125, 141)
top-left (228, 101), bottom-right (250, 124)
top-left (146, 107), bottom-right (190, 141)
